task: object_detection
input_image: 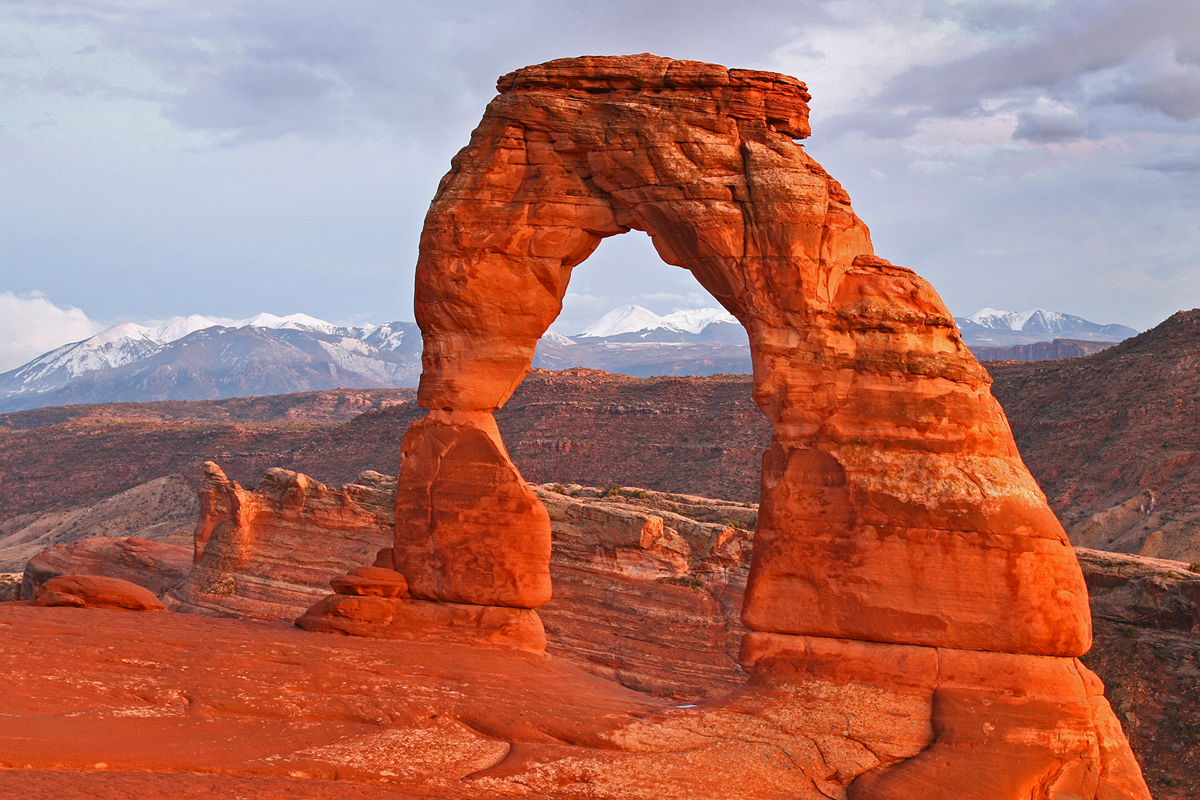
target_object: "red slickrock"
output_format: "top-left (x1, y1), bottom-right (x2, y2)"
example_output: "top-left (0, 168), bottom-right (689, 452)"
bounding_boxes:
top-left (297, 594), bottom-right (548, 653)
top-left (392, 414), bottom-right (552, 608)
top-left (329, 566), bottom-right (409, 598)
top-left (34, 574), bottom-right (164, 611)
top-left (20, 535), bottom-right (191, 600)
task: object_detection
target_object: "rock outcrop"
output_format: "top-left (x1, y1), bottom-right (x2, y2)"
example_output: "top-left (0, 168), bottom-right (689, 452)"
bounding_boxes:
top-left (165, 463), bottom-right (394, 620)
top-left (389, 52), bottom-right (1090, 650)
top-left (299, 54), bottom-right (1141, 796)
top-left (33, 574), bottom-right (165, 611)
top-left (169, 464), bottom-right (754, 695)
top-left (20, 536), bottom-right (191, 600)
top-left (1078, 548), bottom-right (1200, 635)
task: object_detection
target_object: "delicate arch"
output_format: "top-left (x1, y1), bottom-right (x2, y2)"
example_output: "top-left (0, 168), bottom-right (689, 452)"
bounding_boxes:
top-left (394, 54), bottom-right (1089, 658)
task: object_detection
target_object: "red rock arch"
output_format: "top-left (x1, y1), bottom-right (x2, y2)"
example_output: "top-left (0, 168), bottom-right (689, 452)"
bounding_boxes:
top-left (397, 54), bottom-right (1088, 657)
top-left (297, 55), bottom-right (1151, 798)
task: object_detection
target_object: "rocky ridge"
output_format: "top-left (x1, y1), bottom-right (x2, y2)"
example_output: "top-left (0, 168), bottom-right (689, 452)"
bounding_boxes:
top-left (989, 308), bottom-right (1200, 563)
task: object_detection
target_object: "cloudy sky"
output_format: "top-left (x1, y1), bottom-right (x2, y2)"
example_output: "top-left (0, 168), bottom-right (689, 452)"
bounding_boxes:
top-left (1, 0), bottom-right (1198, 369)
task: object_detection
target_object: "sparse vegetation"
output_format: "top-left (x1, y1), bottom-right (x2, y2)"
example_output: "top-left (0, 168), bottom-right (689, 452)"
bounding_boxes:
top-left (199, 576), bottom-right (236, 596)
top-left (0, 573), bottom-right (21, 602)
top-left (657, 575), bottom-right (705, 592)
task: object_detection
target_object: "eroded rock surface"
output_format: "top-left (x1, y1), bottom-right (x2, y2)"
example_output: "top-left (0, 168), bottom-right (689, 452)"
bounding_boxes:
top-left (33, 574), bottom-right (165, 611)
top-left (13, 466), bottom-right (1178, 795)
top-left (165, 462), bottom-right (394, 620)
top-left (21, 535), bottom-right (191, 600)
top-left (167, 464), bottom-right (754, 696)
top-left (404, 53), bottom-right (1090, 661)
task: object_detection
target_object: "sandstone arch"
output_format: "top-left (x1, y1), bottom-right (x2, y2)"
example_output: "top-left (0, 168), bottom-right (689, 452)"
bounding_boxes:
top-left (399, 54), bottom-right (1089, 656)
top-left (304, 55), bottom-right (1150, 798)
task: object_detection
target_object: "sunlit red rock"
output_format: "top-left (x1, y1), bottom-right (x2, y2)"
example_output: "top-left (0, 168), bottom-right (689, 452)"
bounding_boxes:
top-left (382, 53), bottom-right (1143, 796)
top-left (34, 574), bottom-right (164, 611)
top-left (11, 52), bottom-right (1146, 798)
top-left (21, 535), bottom-right (191, 600)
top-left (404, 54), bottom-right (1090, 659)
top-left (166, 462), bottom-right (393, 620)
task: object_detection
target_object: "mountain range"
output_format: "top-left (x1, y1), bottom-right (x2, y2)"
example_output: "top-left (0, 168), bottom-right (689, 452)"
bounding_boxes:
top-left (0, 314), bottom-right (421, 413)
top-left (956, 308), bottom-right (1137, 346)
top-left (0, 305), bottom-right (1137, 411)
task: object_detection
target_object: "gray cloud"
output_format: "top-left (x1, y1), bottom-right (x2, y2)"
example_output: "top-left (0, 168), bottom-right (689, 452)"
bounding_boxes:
top-left (1140, 151), bottom-right (1200, 172)
top-left (838, 0), bottom-right (1200, 132)
top-left (8, 0), bottom-right (828, 146)
top-left (1109, 68), bottom-right (1200, 121)
top-left (1013, 106), bottom-right (1087, 142)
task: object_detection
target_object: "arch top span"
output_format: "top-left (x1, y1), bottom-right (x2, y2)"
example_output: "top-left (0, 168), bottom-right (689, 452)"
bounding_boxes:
top-left (495, 54), bottom-right (812, 140)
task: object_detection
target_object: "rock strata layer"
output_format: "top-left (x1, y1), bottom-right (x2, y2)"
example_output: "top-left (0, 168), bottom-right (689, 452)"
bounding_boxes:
top-left (165, 462), bottom-right (394, 620)
top-left (167, 465), bottom-right (755, 696)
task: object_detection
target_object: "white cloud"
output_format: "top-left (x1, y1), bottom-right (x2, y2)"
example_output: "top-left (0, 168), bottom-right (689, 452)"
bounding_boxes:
top-left (0, 291), bottom-right (102, 371)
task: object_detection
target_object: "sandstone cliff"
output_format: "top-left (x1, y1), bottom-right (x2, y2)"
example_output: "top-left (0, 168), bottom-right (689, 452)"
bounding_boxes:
top-left (165, 465), bottom-right (755, 698)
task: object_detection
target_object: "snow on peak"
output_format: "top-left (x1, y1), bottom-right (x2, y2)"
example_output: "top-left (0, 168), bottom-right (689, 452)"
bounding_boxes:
top-left (964, 308), bottom-right (1071, 332)
top-left (575, 305), bottom-right (737, 338)
top-left (147, 315), bottom-right (217, 344)
top-left (89, 321), bottom-right (155, 347)
top-left (236, 312), bottom-right (339, 334)
top-left (660, 307), bottom-right (737, 334)
top-left (540, 329), bottom-right (576, 346)
top-left (576, 305), bottom-right (672, 338)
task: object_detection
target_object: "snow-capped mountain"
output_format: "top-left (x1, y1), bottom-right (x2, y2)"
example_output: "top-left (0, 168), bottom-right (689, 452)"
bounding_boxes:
top-left (0, 313), bottom-right (422, 412)
top-left (0, 303), bottom-right (1142, 412)
top-left (572, 304), bottom-right (741, 343)
top-left (576, 305), bottom-right (676, 338)
top-left (532, 304), bottom-right (751, 377)
top-left (955, 308), bottom-right (1137, 347)
top-left (660, 307), bottom-right (739, 334)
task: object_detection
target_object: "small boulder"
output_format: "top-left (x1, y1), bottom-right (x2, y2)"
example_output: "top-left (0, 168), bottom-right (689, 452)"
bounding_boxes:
top-left (35, 575), bottom-right (166, 611)
top-left (330, 566), bottom-right (409, 598)
top-left (35, 591), bottom-right (87, 608)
